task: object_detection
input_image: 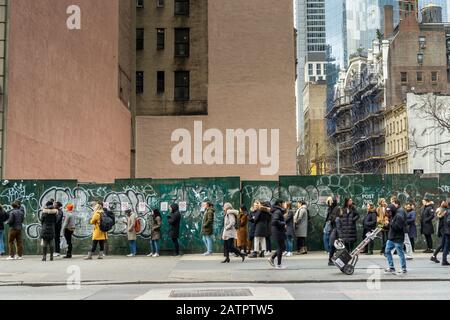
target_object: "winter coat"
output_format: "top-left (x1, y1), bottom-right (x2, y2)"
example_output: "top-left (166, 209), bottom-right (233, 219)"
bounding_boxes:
top-left (270, 205), bottom-right (286, 242)
top-left (376, 206), bottom-right (389, 230)
top-left (406, 209), bottom-right (417, 239)
top-left (201, 207), bottom-right (215, 236)
top-left (55, 209), bottom-right (63, 230)
top-left (254, 206), bottom-right (270, 237)
top-left (62, 211), bottom-right (76, 232)
top-left (0, 207), bottom-right (7, 230)
top-left (151, 215), bottom-right (162, 240)
top-left (363, 210), bottom-right (377, 232)
top-left (284, 209), bottom-right (295, 237)
top-left (340, 206), bottom-right (360, 243)
top-left (247, 210), bottom-right (257, 239)
top-left (443, 209), bottom-right (450, 236)
top-left (168, 205), bottom-right (181, 239)
top-left (236, 211), bottom-right (248, 247)
top-left (328, 205), bottom-right (342, 246)
top-left (388, 211), bottom-right (406, 243)
top-left (7, 208), bottom-right (25, 230)
top-left (436, 207), bottom-right (446, 237)
top-left (222, 209), bottom-right (238, 240)
top-left (40, 208), bottom-right (57, 241)
top-left (90, 209), bottom-right (108, 241)
top-left (294, 205), bottom-right (308, 237)
top-left (420, 204), bottom-right (435, 236)
top-left (127, 213), bottom-right (137, 241)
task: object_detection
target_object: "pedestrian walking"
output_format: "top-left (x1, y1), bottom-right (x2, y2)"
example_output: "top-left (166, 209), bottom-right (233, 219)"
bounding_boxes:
top-left (421, 198), bottom-right (435, 253)
top-left (40, 201), bottom-right (58, 261)
top-left (268, 199), bottom-right (287, 269)
top-left (126, 209), bottom-right (137, 257)
top-left (237, 205), bottom-right (248, 254)
top-left (84, 201), bottom-right (108, 260)
top-left (6, 201), bottom-right (25, 260)
top-left (61, 203), bottom-right (76, 258)
top-left (283, 201), bottom-right (295, 257)
top-left (327, 197), bottom-right (342, 266)
top-left (247, 203), bottom-right (257, 255)
top-left (0, 204), bottom-right (7, 256)
top-left (221, 203), bottom-right (245, 263)
top-left (440, 204), bottom-right (450, 266)
top-left (201, 201), bottom-right (215, 256)
top-left (294, 200), bottom-right (308, 254)
top-left (266, 205), bottom-right (272, 254)
top-left (53, 201), bottom-right (64, 257)
top-left (384, 204), bottom-right (407, 274)
top-left (340, 198), bottom-right (360, 251)
top-left (148, 209), bottom-right (162, 257)
top-left (377, 198), bottom-right (389, 254)
top-left (168, 203), bottom-right (181, 256)
top-left (362, 203), bottom-right (377, 255)
top-left (251, 201), bottom-right (271, 258)
top-left (405, 203), bottom-right (417, 254)
top-left (391, 197), bottom-right (413, 260)
top-left (431, 201), bottom-right (448, 263)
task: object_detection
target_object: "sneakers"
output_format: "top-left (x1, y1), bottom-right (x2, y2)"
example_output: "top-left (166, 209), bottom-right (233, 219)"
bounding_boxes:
top-left (275, 264), bottom-right (287, 269)
top-left (53, 253), bottom-right (60, 257)
top-left (126, 254), bottom-right (135, 257)
top-left (15, 256), bottom-right (23, 260)
top-left (282, 252), bottom-right (287, 256)
top-left (153, 253), bottom-right (160, 257)
top-left (267, 257), bottom-right (275, 268)
top-left (442, 261), bottom-right (450, 266)
top-left (286, 252), bottom-right (293, 257)
top-left (384, 268), bottom-right (396, 274)
top-left (397, 269), bottom-right (407, 275)
top-left (431, 256), bottom-right (440, 263)
top-left (6, 256), bottom-right (15, 260)
top-left (405, 255), bottom-right (413, 260)
top-left (147, 253), bottom-right (154, 257)
top-left (202, 252), bottom-right (212, 256)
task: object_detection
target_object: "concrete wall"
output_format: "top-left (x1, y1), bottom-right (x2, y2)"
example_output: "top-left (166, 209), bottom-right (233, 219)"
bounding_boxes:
top-left (136, 0), bottom-right (297, 181)
top-left (5, 0), bottom-right (131, 183)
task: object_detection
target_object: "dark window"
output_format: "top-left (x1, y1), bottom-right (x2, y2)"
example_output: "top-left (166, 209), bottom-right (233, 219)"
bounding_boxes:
top-left (431, 71), bottom-right (438, 82)
top-left (174, 0), bottom-right (189, 15)
top-left (401, 72), bottom-right (408, 83)
top-left (416, 72), bottom-right (423, 82)
top-left (157, 28), bottom-right (165, 50)
top-left (174, 71), bottom-right (189, 101)
top-left (136, 0), bottom-right (144, 8)
top-left (136, 28), bottom-right (144, 51)
top-left (175, 28), bottom-right (190, 57)
top-left (136, 71), bottom-right (144, 94)
top-left (157, 71), bottom-right (165, 94)
top-left (157, 0), bottom-right (164, 7)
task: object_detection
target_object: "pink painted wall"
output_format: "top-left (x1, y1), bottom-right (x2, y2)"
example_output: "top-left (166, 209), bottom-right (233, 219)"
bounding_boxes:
top-left (6, 0), bottom-right (131, 182)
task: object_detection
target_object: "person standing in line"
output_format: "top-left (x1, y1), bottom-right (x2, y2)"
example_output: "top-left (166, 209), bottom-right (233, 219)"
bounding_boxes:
top-left (268, 199), bottom-right (287, 269)
top-left (40, 201), bottom-right (58, 261)
top-left (431, 201), bottom-right (448, 263)
top-left (247, 202), bottom-right (257, 255)
top-left (168, 203), bottom-right (181, 256)
top-left (84, 201), bottom-right (108, 260)
top-left (340, 198), bottom-right (360, 251)
top-left (61, 203), bottom-right (76, 259)
top-left (294, 200), bottom-right (308, 254)
top-left (148, 209), bottom-right (162, 257)
top-left (377, 198), bottom-right (389, 255)
top-left (251, 201), bottom-right (270, 258)
top-left (0, 204), bottom-right (7, 256)
top-left (323, 198), bottom-right (334, 254)
top-left (237, 205), bottom-right (248, 254)
top-left (221, 203), bottom-right (245, 263)
top-left (201, 201), bottom-right (215, 256)
top-left (53, 201), bottom-right (64, 257)
top-left (6, 201), bottom-right (25, 260)
top-left (362, 203), bottom-right (377, 255)
top-left (405, 203), bottom-right (417, 255)
top-left (327, 197), bottom-right (342, 266)
top-left (126, 209), bottom-right (137, 257)
top-left (283, 201), bottom-right (294, 257)
top-left (265, 203), bottom-right (272, 254)
top-left (440, 204), bottom-right (450, 266)
top-left (421, 198), bottom-right (435, 253)
top-left (384, 204), bottom-right (407, 274)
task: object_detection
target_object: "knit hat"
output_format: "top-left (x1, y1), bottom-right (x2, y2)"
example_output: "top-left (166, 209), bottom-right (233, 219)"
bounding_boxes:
top-left (66, 203), bottom-right (74, 211)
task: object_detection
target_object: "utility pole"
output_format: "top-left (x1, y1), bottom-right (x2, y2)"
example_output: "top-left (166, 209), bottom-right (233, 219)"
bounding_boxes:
top-left (315, 143), bottom-right (320, 175)
top-left (337, 143), bottom-right (340, 174)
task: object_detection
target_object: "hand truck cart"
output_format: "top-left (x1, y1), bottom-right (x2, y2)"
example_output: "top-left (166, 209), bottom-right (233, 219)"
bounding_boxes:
top-left (331, 226), bottom-right (383, 275)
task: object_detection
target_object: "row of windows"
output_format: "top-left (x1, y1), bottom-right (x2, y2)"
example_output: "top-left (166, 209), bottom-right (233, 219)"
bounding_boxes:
top-left (307, 15), bottom-right (325, 20)
top-left (387, 138), bottom-right (408, 155)
top-left (136, 0), bottom-right (189, 15)
top-left (307, 9), bottom-right (324, 14)
top-left (136, 71), bottom-right (190, 101)
top-left (308, 44), bottom-right (326, 52)
top-left (306, 20), bottom-right (325, 26)
top-left (400, 71), bottom-right (439, 83)
top-left (307, 38), bottom-right (326, 44)
top-left (387, 117), bottom-right (407, 136)
top-left (136, 28), bottom-right (190, 57)
top-left (307, 27), bottom-right (325, 32)
top-left (386, 159), bottom-right (408, 174)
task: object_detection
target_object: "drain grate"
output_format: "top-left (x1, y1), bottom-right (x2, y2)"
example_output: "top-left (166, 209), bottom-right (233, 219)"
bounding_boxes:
top-left (169, 288), bottom-right (253, 298)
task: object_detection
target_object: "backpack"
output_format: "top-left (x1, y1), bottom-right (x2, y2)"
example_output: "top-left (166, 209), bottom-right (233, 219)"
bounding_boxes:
top-left (99, 210), bottom-right (115, 232)
top-left (134, 217), bottom-right (141, 233)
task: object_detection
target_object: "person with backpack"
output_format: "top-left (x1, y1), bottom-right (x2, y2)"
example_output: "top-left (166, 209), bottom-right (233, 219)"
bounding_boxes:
top-left (126, 209), bottom-right (137, 257)
top-left (61, 203), bottom-right (75, 259)
top-left (201, 201), bottom-right (215, 256)
top-left (40, 201), bottom-right (58, 261)
top-left (221, 203), bottom-right (245, 263)
top-left (148, 209), bottom-right (162, 257)
top-left (384, 204), bottom-right (407, 274)
top-left (267, 199), bottom-right (287, 269)
top-left (294, 200), bottom-right (308, 254)
top-left (85, 201), bottom-right (109, 260)
top-left (53, 201), bottom-right (64, 257)
top-left (168, 203), bottom-right (181, 256)
top-left (0, 204), bottom-right (8, 256)
top-left (6, 201), bottom-right (25, 260)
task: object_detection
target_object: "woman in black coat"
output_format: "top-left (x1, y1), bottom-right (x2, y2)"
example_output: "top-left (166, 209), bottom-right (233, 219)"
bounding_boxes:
top-left (251, 201), bottom-right (270, 258)
top-left (268, 199), bottom-right (286, 268)
top-left (168, 203), bottom-right (181, 256)
top-left (40, 201), bottom-right (58, 261)
top-left (247, 202), bottom-right (257, 255)
top-left (340, 198), bottom-right (360, 251)
top-left (362, 203), bottom-right (377, 255)
top-left (420, 199), bottom-right (435, 253)
top-left (327, 197), bottom-right (342, 266)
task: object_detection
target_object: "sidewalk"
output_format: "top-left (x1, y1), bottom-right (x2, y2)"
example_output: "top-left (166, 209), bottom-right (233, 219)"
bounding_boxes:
top-left (0, 252), bottom-right (448, 286)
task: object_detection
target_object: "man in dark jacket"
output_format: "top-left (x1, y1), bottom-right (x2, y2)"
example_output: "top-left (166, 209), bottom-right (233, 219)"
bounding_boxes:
top-left (0, 205), bottom-right (8, 256)
top-left (201, 201), bottom-right (215, 255)
top-left (268, 199), bottom-right (287, 269)
top-left (441, 206), bottom-right (450, 266)
top-left (421, 198), bottom-right (435, 253)
top-left (384, 204), bottom-right (407, 274)
top-left (168, 203), bottom-right (181, 256)
top-left (6, 201), bottom-right (25, 260)
top-left (53, 201), bottom-right (64, 257)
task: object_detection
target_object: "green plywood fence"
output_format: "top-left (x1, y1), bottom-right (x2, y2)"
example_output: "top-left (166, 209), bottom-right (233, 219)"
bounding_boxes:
top-left (0, 174), bottom-right (449, 255)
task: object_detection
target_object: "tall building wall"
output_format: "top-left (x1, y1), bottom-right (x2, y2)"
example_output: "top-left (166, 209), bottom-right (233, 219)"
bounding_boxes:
top-left (5, 0), bottom-right (131, 182)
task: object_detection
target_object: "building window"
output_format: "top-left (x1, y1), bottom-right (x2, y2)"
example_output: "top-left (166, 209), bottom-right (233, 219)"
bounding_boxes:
top-left (417, 53), bottom-right (424, 65)
top-left (401, 139), bottom-right (403, 152)
top-left (174, 28), bottom-right (190, 57)
top-left (136, 28), bottom-right (144, 51)
top-left (174, 0), bottom-right (189, 15)
top-left (308, 63), bottom-right (314, 76)
top-left (431, 71), bottom-right (438, 82)
top-left (416, 72), bottom-right (423, 82)
top-left (136, 71), bottom-right (144, 94)
top-left (400, 119), bottom-right (403, 132)
top-left (137, 0), bottom-right (144, 8)
top-left (157, 28), bottom-right (165, 50)
top-left (401, 72), bottom-right (408, 83)
top-left (419, 36), bottom-right (426, 48)
top-left (309, 76), bottom-right (316, 82)
top-left (174, 71), bottom-right (189, 101)
top-left (157, 0), bottom-right (164, 7)
top-left (157, 71), bottom-right (165, 94)
top-left (316, 63), bottom-right (322, 75)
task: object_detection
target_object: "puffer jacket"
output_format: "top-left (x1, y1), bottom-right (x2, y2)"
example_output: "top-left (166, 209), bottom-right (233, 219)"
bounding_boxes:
top-left (254, 205), bottom-right (270, 237)
top-left (284, 209), bottom-right (295, 237)
top-left (222, 209), bottom-right (238, 240)
top-left (340, 206), bottom-right (360, 243)
top-left (420, 204), bottom-right (435, 235)
top-left (40, 208), bottom-right (58, 241)
top-left (389, 211), bottom-right (406, 243)
top-left (271, 205), bottom-right (286, 242)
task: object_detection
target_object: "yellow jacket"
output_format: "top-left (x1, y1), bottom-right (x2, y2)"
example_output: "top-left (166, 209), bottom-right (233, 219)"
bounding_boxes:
top-left (90, 210), bottom-right (108, 241)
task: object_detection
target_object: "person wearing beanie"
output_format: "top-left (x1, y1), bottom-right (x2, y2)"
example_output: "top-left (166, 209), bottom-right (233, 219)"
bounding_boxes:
top-left (40, 201), bottom-right (58, 261)
top-left (61, 203), bottom-right (76, 258)
top-left (168, 203), bottom-right (181, 256)
top-left (384, 203), bottom-right (407, 274)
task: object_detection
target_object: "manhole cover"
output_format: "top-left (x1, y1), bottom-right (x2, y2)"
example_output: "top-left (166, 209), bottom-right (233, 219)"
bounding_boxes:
top-left (169, 288), bottom-right (253, 298)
